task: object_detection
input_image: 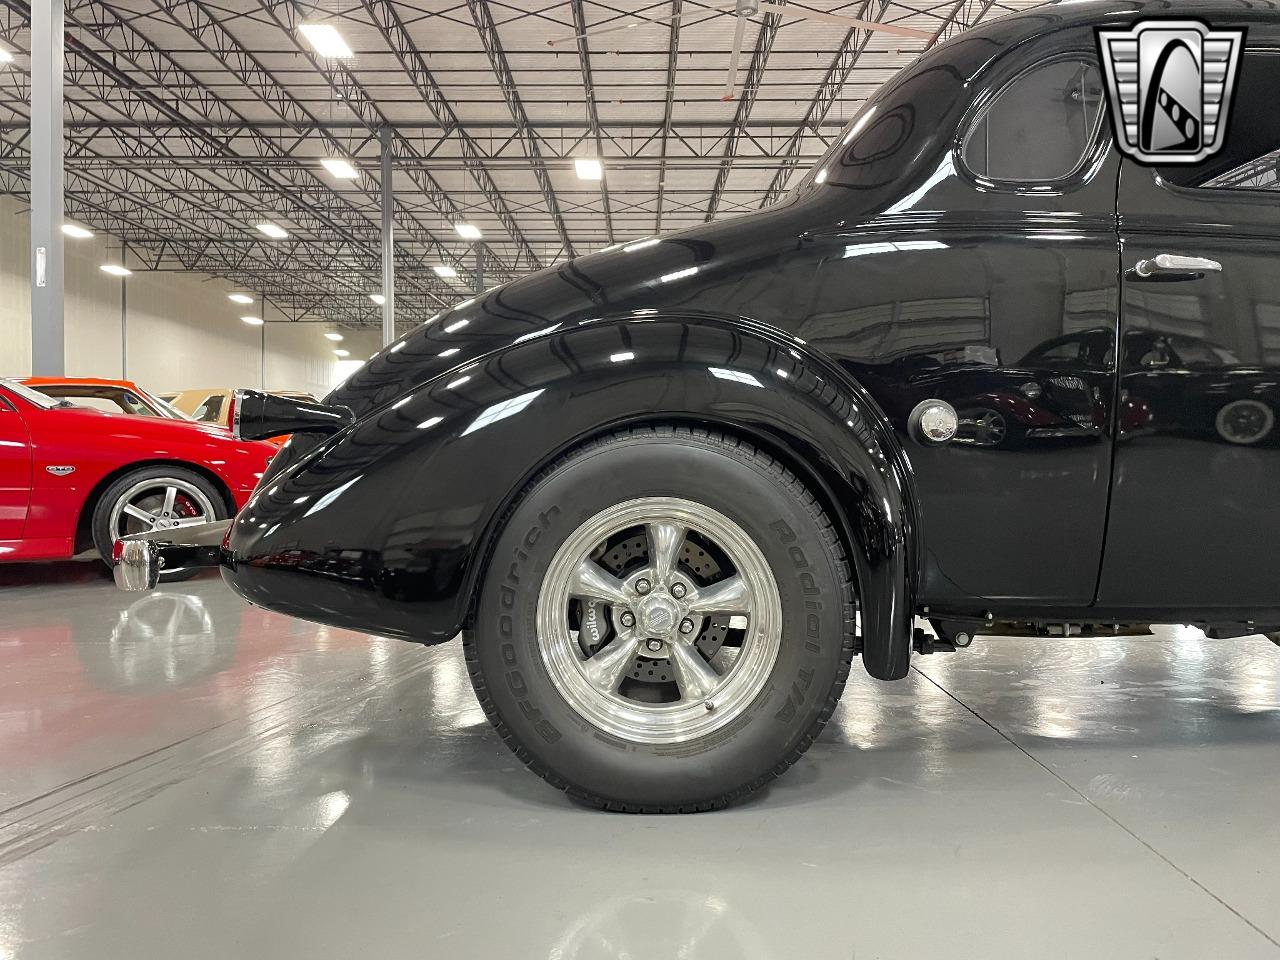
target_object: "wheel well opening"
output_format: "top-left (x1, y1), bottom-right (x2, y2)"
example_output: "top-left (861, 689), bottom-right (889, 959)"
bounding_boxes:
top-left (74, 460), bottom-right (237, 555)
top-left (464, 417), bottom-right (866, 634)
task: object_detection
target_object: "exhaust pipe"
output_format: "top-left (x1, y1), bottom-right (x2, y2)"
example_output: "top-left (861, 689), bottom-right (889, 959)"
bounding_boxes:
top-left (112, 519), bottom-right (234, 592)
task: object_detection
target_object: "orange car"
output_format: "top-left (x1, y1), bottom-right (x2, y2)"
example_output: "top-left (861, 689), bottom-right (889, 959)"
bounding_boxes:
top-left (22, 377), bottom-right (194, 421)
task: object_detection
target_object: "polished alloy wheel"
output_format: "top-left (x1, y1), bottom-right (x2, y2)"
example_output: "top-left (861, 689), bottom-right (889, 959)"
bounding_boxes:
top-left (109, 477), bottom-right (217, 540)
top-left (537, 496), bottom-right (782, 744)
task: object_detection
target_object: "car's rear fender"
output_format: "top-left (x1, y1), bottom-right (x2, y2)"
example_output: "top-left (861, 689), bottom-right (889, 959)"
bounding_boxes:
top-left (223, 314), bottom-right (920, 681)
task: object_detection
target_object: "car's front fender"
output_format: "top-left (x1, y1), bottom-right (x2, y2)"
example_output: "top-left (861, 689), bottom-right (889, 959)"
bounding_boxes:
top-left (223, 314), bottom-right (919, 680)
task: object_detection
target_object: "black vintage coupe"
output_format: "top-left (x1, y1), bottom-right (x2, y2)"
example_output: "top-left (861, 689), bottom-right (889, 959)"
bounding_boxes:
top-left (116, 0), bottom-right (1280, 812)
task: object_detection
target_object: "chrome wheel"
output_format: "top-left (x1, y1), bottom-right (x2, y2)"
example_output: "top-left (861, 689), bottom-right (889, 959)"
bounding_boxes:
top-left (537, 496), bottom-right (782, 744)
top-left (109, 477), bottom-right (217, 540)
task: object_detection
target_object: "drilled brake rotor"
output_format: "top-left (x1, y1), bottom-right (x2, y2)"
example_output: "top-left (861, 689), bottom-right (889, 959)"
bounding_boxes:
top-left (581, 534), bottom-right (729, 684)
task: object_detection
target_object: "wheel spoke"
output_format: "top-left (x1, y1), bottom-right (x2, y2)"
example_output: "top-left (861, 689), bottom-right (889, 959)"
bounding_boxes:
top-left (647, 521), bottom-right (685, 585)
top-left (581, 631), bottom-right (643, 694)
top-left (570, 559), bottom-right (631, 607)
top-left (686, 574), bottom-right (751, 616)
top-left (161, 486), bottom-right (177, 516)
top-left (123, 503), bottom-right (157, 524)
top-left (668, 642), bottom-right (720, 701)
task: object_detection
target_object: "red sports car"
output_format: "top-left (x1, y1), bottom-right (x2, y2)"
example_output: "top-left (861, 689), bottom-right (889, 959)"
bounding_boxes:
top-left (0, 377), bottom-right (276, 566)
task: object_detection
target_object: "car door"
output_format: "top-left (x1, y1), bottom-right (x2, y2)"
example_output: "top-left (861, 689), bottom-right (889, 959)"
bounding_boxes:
top-left (1099, 38), bottom-right (1280, 609)
top-left (0, 390), bottom-right (33, 543)
top-left (803, 40), bottom-right (1121, 606)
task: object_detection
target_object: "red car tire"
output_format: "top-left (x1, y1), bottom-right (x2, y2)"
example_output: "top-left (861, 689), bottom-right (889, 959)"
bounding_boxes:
top-left (90, 465), bottom-right (230, 564)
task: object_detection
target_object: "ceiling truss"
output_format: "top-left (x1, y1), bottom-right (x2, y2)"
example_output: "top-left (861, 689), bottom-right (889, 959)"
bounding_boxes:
top-left (0, 0), bottom-right (1033, 327)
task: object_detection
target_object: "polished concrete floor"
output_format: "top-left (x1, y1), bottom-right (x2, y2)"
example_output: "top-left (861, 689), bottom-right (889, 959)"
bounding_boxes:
top-left (3, 565), bottom-right (1280, 958)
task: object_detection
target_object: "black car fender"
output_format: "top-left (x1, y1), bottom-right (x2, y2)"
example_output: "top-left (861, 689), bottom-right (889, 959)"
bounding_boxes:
top-left (223, 314), bottom-right (919, 681)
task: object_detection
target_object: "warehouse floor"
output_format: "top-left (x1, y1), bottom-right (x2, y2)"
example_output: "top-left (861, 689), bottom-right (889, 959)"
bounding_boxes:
top-left (3, 566), bottom-right (1280, 959)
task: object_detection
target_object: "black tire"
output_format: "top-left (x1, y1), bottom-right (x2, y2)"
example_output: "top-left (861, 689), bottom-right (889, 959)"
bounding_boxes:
top-left (465, 426), bottom-right (856, 812)
top-left (1214, 399), bottom-right (1275, 446)
top-left (91, 465), bottom-right (229, 565)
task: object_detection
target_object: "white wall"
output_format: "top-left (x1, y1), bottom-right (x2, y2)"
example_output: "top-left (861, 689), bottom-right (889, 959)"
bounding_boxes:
top-left (0, 196), bottom-right (378, 397)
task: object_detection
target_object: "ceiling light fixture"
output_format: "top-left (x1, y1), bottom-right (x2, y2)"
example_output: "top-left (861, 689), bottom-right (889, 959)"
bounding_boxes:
top-left (369, 293), bottom-right (386, 305)
top-left (325, 332), bottom-right (344, 342)
top-left (321, 157), bottom-right (358, 179)
top-left (432, 265), bottom-right (458, 278)
top-left (299, 23), bottom-right (354, 59)
top-left (0, 48), bottom-right (13, 65)
top-left (241, 315), bottom-right (264, 326)
top-left (333, 348), bottom-right (351, 357)
top-left (256, 222), bottom-right (288, 239)
top-left (454, 222), bottom-right (482, 241)
top-left (574, 157), bottom-right (603, 181)
top-left (61, 223), bottom-right (93, 239)
top-left (228, 293), bottom-right (254, 305)
top-left (99, 263), bottom-right (131, 277)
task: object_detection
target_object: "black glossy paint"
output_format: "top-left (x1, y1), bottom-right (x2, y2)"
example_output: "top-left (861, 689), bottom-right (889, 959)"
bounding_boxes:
top-left (1101, 156), bottom-right (1280, 607)
top-left (232, 389), bottom-right (354, 442)
top-left (223, 1), bottom-right (1280, 681)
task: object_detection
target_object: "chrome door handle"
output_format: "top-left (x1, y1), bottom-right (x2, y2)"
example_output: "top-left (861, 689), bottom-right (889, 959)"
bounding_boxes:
top-left (1131, 254), bottom-right (1223, 280)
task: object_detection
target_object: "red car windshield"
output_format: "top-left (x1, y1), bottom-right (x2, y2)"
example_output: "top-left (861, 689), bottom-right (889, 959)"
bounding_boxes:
top-left (0, 378), bottom-right (64, 410)
top-left (20, 382), bottom-right (195, 420)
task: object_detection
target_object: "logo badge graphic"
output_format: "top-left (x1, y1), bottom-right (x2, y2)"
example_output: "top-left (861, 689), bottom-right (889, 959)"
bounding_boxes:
top-left (1097, 19), bottom-right (1245, 165)
top-left (45, 465), bottom-right (76, 476)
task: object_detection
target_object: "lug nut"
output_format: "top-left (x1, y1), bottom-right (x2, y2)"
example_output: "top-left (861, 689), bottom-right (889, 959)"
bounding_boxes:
top-left (635, 578), bottom-right (652, 595)
top-left (670, 582), bottom-right (687, 599)
top-left (679, 618), bottom-right (696, 635)
top-left (619, 611), bottom-right (636, 628)
top-left (646, 638), bottom-right (663, 653)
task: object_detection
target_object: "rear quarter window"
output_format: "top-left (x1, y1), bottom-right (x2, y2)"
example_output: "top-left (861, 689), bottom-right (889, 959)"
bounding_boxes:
top-left (962, 58), bottom-right (1106, 184)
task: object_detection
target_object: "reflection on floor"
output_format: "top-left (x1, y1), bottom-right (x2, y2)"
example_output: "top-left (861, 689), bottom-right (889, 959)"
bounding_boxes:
top-left (2, 563), bottom-right (1280, 958)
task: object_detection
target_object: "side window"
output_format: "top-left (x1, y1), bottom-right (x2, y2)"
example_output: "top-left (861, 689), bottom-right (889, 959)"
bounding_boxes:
top-left (67, 396), bottom-right (127, 415)
top-left (962, 59), bottom-right (1105, 183)
top-left (1160, 51), bottom-right (1280, 192)
top-left (119, 391), bottom-right (156, 416)
top-left (1035, 341), bottom-right (1084, 363)
top-left (193, 395), bottom-right (223, 423)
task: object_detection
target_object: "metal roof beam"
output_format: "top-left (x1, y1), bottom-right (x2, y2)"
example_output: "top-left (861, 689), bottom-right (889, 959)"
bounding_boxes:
top-left (15, 0), bottom-right (461, 305)
top-left (705, 2), bottom-right (785, 221)
top-left (153, 0), bottom-right (477, 291)
top-left (758, 0), bottom-right (883, 207)
top-left (926, 0), bottom-right (1001, 48)
top-left (357, 0), bottom-right (546, 273)
top-left (654, 0), bottom-right (682, 235)
top-left (469, 0), bottom-right (580, 254)
top-left (569, 0), bottom-right (615, 246)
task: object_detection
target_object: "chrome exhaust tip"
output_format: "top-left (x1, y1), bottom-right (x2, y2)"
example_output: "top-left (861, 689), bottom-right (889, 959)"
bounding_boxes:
top-left (111, 519), bottom-right (234, 592)
top-left (113, 538), bottom-right (160, 592)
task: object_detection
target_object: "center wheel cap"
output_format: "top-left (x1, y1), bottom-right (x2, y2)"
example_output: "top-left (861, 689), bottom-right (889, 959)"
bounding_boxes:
top-left (636, 594), bottom-right (681, 638)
